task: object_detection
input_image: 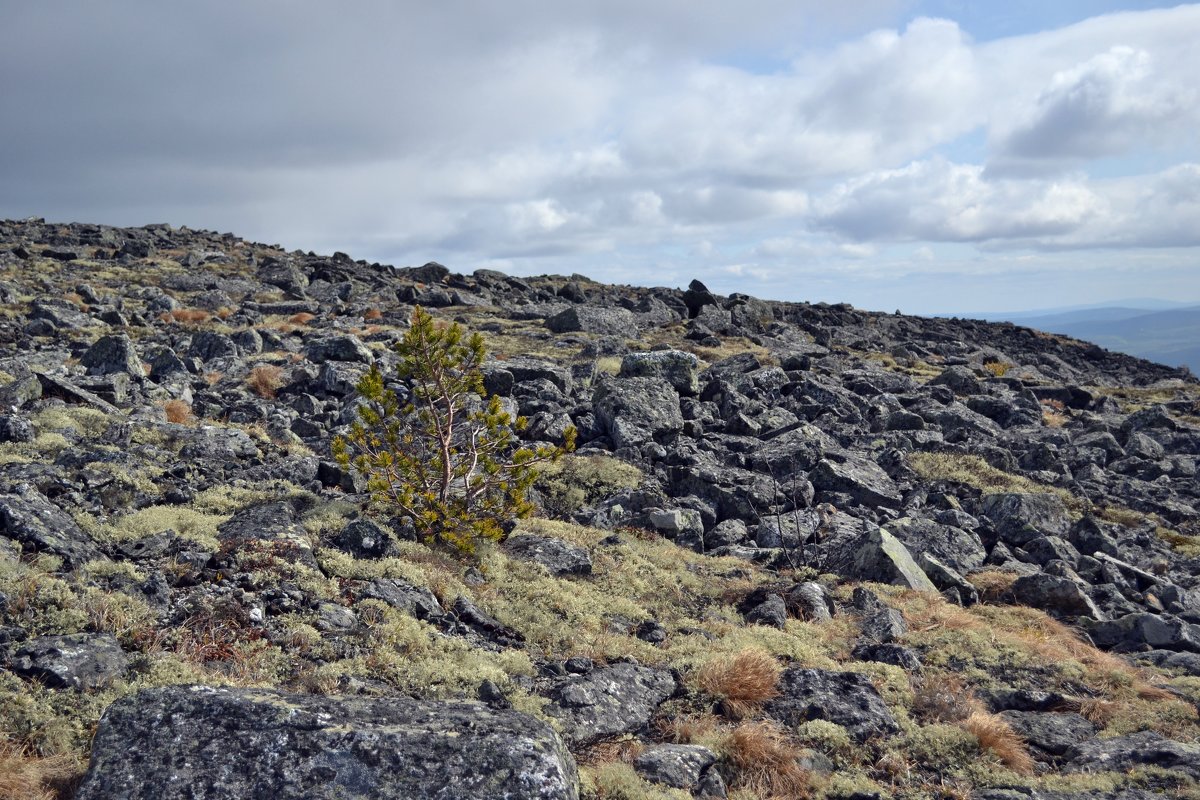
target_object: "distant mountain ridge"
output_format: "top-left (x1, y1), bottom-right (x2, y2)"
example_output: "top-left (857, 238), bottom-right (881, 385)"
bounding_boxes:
top-left (947, 302), bottom-right (1200, 374)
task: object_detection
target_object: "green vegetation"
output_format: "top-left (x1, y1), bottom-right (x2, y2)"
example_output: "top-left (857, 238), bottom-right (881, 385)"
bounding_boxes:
top-left (334, 306), bottom-right (575, 556)
top-left (535, 454), bottom-right (643, 517)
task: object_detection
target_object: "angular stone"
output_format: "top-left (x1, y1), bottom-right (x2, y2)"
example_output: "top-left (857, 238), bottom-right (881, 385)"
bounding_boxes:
top-left (544, 663), bottom-right (676, 745)
top-left (1089, 612), bottom-right (1200, 653)
top-left (331, 518), bottom-right (395, 559)
top-left (981, 493), bottom-right (1072, 547)
top-left (80, 334), bottom-right (143, 377)
top-left (359, 578), bottom-right (444, 622)
top-left (1010, 573), bottom-right (1106, 622)
top-left (593, 377), bottom-right (683, 449)
top-left (999, 711), bottom-right (1097, 761)
top-left (75, 685), bottom-right (578, 800)
top-left (12, 633), bottom-right (128, 691)
top-left (843, 528), bottom-right (937, 592)
top-left (305, 334), bottom-right (374, 364)
top-left (188, 331), bottom-right (239, 362)
top-left (620, 350), bottom-right (700, 396)
top-left (545, 306), bottom-right (636, 336)
top-left (0, 487), bottom-right (103, 567)
top-left (810, 456), bottom-right (902, 509)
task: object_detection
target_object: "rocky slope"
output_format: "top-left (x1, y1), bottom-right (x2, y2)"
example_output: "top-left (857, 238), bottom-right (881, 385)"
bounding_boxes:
top-left (1, 218), bottom-right (1200, 800)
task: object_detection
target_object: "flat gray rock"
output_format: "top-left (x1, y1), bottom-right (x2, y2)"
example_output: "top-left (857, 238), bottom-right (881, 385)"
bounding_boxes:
top-left (503, 533), bottom-right (592, 576)
top-left (764, 667), bottom-right (899, 742)
top-left (12, 633), bottom-right (128, 691)
top-left (544, 662), bottom-right (676, 745)
top-left (75, 685), bottom-right (578, 800)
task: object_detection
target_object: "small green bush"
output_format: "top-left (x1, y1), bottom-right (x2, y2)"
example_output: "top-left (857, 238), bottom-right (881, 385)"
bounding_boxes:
top-left (334, 306), bottom-right (574, 556)
top-left (535, 454), bottom-right (642, 517)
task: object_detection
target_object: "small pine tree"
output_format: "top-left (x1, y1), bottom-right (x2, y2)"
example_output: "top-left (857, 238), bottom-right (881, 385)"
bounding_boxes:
top-left (332, 306), bottom-right (575, 555)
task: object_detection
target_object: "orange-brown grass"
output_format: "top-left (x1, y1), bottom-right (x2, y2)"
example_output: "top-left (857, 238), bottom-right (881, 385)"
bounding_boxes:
top-left (962, 712), bottom-right (1035, 774)
top-left (891, 588), bottom-right (982, 633)
top-left (966, 570), bottom-right (1020, 603)
top-left (246, 364), bottom-right (285, 399)
top-left (656, 713), bottom-right (721, 745)
top-left (63, 292), bottom-right (86, 309)
top-left (288, 312), bottom-right (316, 326)
top-left (721, 721), bottom-right (813, 799)
top-left (363, 308), bottom-right (383, 321)
top-left (203, 371), bottom-right (224, 387)
top-left (911, 671), bottom-right (984, 723)
top-left (162, 398), bottom-right (194, 425)
top-left (0, 738), bottom-right (80, 800)
top-left (695, 647), bottom-right (782, 719)
top-left (162, 308), bottom-right (211, 325)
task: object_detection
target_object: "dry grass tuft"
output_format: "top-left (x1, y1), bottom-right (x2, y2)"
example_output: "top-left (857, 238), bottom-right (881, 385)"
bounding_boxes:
top-left (363, 308), bottom-right (383, 321)
top-left (721, 721), bottom-right (813, 799)
top-left (162, 399), bottom-right (194, 425)
top-left (0, 738), bottom-right (80, 800)
top-left (967, 569), bottom-right (1020, 603)
top-left (656, 714), bottom-right (721, 745)
top-left (162, 308), bottom-right (211, 325)
top-left (911, 672), bottom-right (984, 724)
top-left (246, 364), bottom-right (285, 399)
top-left (288, 312), bottom-right (316, 326)
top-left (962, 712), bottom-right (1035, 774)
top-left (695, 647), bottom-right (782, 718)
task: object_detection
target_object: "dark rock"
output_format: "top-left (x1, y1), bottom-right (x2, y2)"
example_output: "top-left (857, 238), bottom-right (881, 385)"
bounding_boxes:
top-left (888, 516), bottom-right (987, 574)
top-left (0, 415), bottom-right (35, 443)
top-left (765, 667), bottom-right (899, 742)
top-left (80, 334), bottom-right (143, 376)
top-left (1089, 612), bottom-right (1200, 653)
top-left (75, 685), bottom-right (578, 800)
top-left (981, 493), bottom-right (1072, 547)
top-left (359, 578), bottom-right (444, 622)
top-left (744, 594), bottom-right (788, 628)
top-left (786, 582), bottom-right (833, 622)
top-left (838, 528), bottom-right (937, 592)
top-left (593, 377), bottom-right (683, 448)
top-left (999, 711), bottom-right (1097, 761)
top-left (331, 518), bottom-right (395, 559)
top-left (1064, 730), bottom-right (1200, 780)
top-left (305, 334), bottom-right (374, 364)
top-left (810, 456), bottom-right (902, 509)
top-left (12, 633), bottom-right (128, 690)
top-left (619, 350), bottom-right (700, 396)
top-left (929, 365), bottom-right (983, 395)
top-left (188, 331), bottom-right (239, 362)
top-left (0, 487), bottom-right (103, 567)
top-left (851, 642), bottom-right (922, 671)
top-left (545, 306), bottom-right (636, 336)
top-left (635, 620), bottom-right (668, 643)
top-left (503, 533), bottom-right (593, 576)
top-left (633, 744), bottom-right (716, 790)
top-left (544, 662), bottom-right (676, 745)
top-left (1010, 573), bottom-right (1106, 622)
top-left (451, 596), bottom-right (524, 647)
top-left (860, 607), bottom-right (906, 643)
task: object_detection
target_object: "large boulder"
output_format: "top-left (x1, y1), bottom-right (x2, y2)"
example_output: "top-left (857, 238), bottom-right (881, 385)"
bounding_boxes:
top-left (593, 377), bottom-right (683, 449)
top-left (810, 456), bottom-right (902, 509)
top-left (305, 334), bottom-right (374, 364)
top-left (981, 493), bottom-right (1072, 547)
top-left (840, 528), bottom-right (937, 592)
top-left (1010, 573), bottom-right (1106, 622)
top-left (619, 351), bottom-right (700, 396)
top-left (502, 533), bottom-right (593, 577)
top-left (544, 662), bottom-right (676, 745)
top-left (75, 685), bottom-right (579, 800)
top-left (1063, 730), bottom-right (1200, 780)
top-left (545, 306), bottom-right (636, 336)
top-left (1088, 612), bottom-right (1200, 653)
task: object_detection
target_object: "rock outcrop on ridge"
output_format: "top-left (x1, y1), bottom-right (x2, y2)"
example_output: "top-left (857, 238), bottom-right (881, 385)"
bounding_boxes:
top-left (1, 218), bottom-right (1200, 799)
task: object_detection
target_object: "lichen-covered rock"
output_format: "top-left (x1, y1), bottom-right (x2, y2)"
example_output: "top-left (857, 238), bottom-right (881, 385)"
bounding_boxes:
top-left (998, 711), bottom-right (1097, 762)
top-left (80, 334), bottom-right (143, 376)
top-left (305, 334), bottom-right (374, 364)
top-left (12, 633), bottom-right (128, 691)
top-left (593, 377), bottom-right (683, 449)
top-left (765, 667), bottom-right (899, 741)
top-left (75, 685), bottom-right (579, 800)
top-left (0, 487), bottom-right (103, 567)
top-left (1063, 729), bottom-right (1200, 780)
top-left (545, 306), bottom-right (636, 336)
top-left (810, 456), bottom-right (902, 509)
top-left (981, 493), bottom-right (1072, 547)
top-left (633, 744), bottom-right (717, 789)
top-left (544, 662), bottom-right (677, 745)
top-left (503, 533), bottom-right (592, 576)
top-left (619, 350), bottom-right (700, 396)
top-left (1089, 612), bottom-right (1200, 653)
top-left (1010, 573), bottom-right (1106, 622)
top-left (842, 528), bottom-right (937, 592)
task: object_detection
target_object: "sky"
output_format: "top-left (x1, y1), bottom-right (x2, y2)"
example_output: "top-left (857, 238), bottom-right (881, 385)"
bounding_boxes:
top-left (2, 1), bottom-right (1198, 315)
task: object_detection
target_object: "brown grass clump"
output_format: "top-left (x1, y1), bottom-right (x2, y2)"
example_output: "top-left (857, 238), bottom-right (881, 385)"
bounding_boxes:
top-left (695, 647), bottom-right (782, 718)
top-left (911, 672), bottom-right (983, 724)
top-left (721, 721), bottom-right (813, 799)
top-left (967, 569), bottom-right (1020, 603)
top-left (288, 312), bottom-right (316, 326)
top-left (246, 364), bottom-right (285, 399)
top-left (962, 712), bottom-right (1035, 774)
top-left (164, 308), bottom-right (211, 325)
top-left (363, 308), bottom-right (383, 321)
top-left (0, 738), bottom-right (80, 800)
top-left (162, 399), bottom-right (194, 425)
top-left (983, 361), bottom-right (1011, 377)
top-left (656, 714), bottom-right (721, 745)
